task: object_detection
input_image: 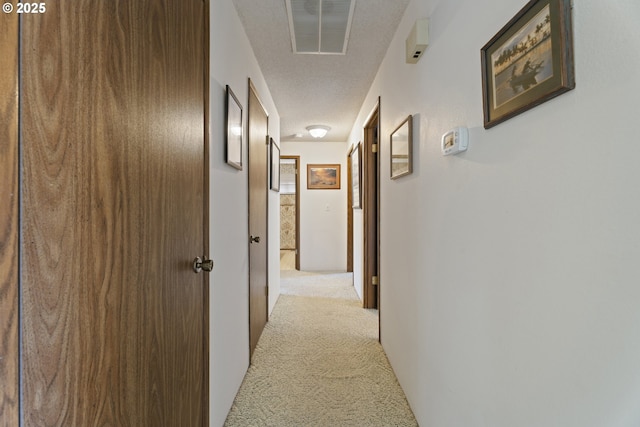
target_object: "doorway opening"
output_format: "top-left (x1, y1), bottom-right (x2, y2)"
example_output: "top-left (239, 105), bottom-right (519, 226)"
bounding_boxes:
top-left (279, 156), bottom-right (300, 271)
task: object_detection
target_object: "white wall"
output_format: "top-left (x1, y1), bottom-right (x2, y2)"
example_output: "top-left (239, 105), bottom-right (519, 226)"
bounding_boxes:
top-left (281, 141), bottom-right (349, 271)
top-left (349, 0), bottom-right (640, 426)
top-left (210, 1), bottom-right (280, 425)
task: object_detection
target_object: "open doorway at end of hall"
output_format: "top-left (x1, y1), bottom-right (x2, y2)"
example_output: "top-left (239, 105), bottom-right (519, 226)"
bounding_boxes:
top-left (280, 156), bottom-right (300, 271)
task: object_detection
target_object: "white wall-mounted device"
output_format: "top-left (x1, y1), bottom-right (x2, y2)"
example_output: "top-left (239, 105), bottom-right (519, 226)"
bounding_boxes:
top-left (441, 127), bottom-right (469, 156)
top-left (406, 18), bottom-right (429, 64)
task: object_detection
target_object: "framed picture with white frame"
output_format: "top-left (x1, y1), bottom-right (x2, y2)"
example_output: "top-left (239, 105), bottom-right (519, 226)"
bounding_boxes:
top-left (225, 85), bottom-right (243, 169)
top-left (350, 142), bottom-right (362, 208)
top-left (270, 138), bottom-right (280, 192)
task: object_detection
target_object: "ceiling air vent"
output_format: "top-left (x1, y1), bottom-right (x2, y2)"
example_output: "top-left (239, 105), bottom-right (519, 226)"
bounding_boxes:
top-left (285, 0), bottom-right (356, 55)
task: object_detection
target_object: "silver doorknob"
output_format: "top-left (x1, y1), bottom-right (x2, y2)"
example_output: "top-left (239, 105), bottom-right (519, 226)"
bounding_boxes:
top-left (250, 235), bottom-right (261, 244)
top-left (193, 256), bottom-right (214, 273)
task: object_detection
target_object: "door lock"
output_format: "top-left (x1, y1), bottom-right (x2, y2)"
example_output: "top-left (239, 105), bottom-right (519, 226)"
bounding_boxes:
top-left (193, 256), bottom-right (214, 273)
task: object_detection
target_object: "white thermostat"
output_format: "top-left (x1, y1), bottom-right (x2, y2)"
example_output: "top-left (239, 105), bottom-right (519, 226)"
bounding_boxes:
top-left (441, 127), bottom-right (469, 156)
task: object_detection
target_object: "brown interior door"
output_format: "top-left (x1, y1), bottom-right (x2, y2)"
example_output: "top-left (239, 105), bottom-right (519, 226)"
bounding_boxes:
top-left (18, 1), bottom-right (207, 425)
top-left (248, 80), bottom-right (269, 358)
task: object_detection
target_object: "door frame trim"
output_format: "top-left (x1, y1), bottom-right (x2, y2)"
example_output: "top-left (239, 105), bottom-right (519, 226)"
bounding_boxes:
top-left (346, 148), bottom-right (354, 273)
top-left (0, 8), bottom-right (19, 425)
top-left (202, 0), bottom-right (211, 424)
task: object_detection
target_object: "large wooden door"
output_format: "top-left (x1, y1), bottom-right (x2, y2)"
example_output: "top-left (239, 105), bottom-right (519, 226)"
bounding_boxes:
top-left (17, 1), bottom-right (208, 425)
top-left (247, 80), bottom-right (269, 358)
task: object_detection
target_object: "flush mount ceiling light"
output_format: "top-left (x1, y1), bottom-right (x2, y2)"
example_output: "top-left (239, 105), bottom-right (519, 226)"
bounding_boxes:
top-left (306, 125), bottom-right (331, 138)
top-left (285, 0), bottom-right (356, 55)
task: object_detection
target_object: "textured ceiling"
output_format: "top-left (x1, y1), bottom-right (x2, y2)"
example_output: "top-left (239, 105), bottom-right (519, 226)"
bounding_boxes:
top-left (232, 0), bottom-right (410, 141)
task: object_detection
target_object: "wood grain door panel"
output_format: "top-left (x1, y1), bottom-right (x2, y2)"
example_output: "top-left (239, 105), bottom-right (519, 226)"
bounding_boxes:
top-left (19, 1), bottom-right (206, 425)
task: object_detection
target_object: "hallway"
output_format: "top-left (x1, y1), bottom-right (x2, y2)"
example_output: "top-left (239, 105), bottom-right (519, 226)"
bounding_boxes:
top-left (210, 1), bottom-right (640, 425)
top-left (224, 271), bottom-right (417, 426)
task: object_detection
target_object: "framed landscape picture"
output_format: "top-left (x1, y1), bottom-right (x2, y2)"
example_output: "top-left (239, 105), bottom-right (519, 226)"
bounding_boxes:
top-left (307, 164), bottom-right (340, 190)
top-left (350, 143), bottom-right (362, 209)
top-left (225, 85), bottom-right (243, 169)
top-left (270, 138), bottom-right (280, 192)
top-left (390, 115), bottom-right (413, 179)
top-left (481, 0), bottom-right (575, 129)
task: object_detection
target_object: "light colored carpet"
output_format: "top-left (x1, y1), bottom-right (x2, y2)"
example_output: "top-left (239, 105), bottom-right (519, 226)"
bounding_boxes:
top-left (224, 270), bottom-right (418, 426)
top-left (280, 270), bottom-right (359, 301)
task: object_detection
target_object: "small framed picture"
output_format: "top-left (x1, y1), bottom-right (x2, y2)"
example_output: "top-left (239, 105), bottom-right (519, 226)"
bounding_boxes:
top-left (481, 0), bottom-right (575, 128)
top-left (225, 85), bottom-right (243, 169)
top-left (307, 164), bottom-right (340, 190)
top-left (270, 138), bottom-right (280, 192)
top-left (390, 115), bottom-right (413, 179)
top-left (350, 142), bottom-right (362, 209)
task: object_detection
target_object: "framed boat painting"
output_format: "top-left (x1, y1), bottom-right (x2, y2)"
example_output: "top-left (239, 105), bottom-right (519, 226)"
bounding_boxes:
top-left (481, 0), bottom-right (575, 129)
